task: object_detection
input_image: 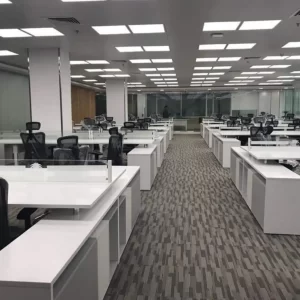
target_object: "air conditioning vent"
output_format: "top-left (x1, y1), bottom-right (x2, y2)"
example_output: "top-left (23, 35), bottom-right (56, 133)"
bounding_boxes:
top-left (292, 9), bottom-right (300, 16)
top-left (244, 56), bottom-right (261, 60)
top-left (48, 17), bottom-right (80, 24)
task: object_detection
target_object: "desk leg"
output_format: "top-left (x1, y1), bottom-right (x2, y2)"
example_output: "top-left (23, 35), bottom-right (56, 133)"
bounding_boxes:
top-left (13, 145), bottom-right (18, 165)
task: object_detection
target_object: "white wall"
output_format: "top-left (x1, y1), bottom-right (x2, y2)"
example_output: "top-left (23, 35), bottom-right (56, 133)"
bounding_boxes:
top-left (0, 70), bottom-right (30, 131)
top-left (106, 79), bottom-right (128, 124)
top-left (231, 91), bottom-right (259, 114)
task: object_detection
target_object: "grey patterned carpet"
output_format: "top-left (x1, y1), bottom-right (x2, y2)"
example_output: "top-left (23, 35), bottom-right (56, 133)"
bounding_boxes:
top-left (104, 135), bottom-right (300, 300)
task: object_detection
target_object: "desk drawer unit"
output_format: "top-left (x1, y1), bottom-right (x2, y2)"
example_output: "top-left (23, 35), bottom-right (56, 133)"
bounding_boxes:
top-left (252, 173), bottom-right (266, 228)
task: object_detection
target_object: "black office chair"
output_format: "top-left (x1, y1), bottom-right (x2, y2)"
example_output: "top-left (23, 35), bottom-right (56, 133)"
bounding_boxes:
top-left (286, 113), bottom-right (295, 120)
top-left (144, 118), bottom-right (152, 123)
top-left (99, 123), bottom-right (108, 131)
top-left (253, 116), bottom-right (265, 125)
top-left (260, 112), bottom-right (266, 116)
top-left (140, 122), bottom-right (149, 130)
top-left (57, 136), bottom-right (79, 148)
top-left (241, 117), bottom-right (252, 130)
top-left (137, 118), bottom-right (145, 124)
top-left (265, 120), bottom-right (279, 127)
top-left (215, 114), bottom-right (223, 121)
top-left (54, 146), bottom-right (89, 165)
top-left (106, 117), bottom-right (116, 126)
top-left (247, 114), bottom-right (254, 118)
top-left (109, 127), bottom-right (119, 135)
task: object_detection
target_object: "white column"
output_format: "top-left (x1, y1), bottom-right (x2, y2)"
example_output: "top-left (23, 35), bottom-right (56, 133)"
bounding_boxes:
top-left (106, 79), bottom-right (128, 124)
top-left (28, 48), bottom-right (72, 134)
top-left (137, 94), bottom-right (146, 118)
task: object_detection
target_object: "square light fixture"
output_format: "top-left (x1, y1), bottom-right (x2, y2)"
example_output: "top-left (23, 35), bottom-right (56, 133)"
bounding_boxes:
top-left (115, 74), bottom-right (130, 77)
top-left (269, 65), bottom-right (290, 68)
top-left (164, 78), bottom-right (177, 81)
top-left (226, 43), bottom-right (256, 50)
top-left (129, 24), bottom-right (165, 34)
top-left (263, 56), bottom-right (288, 60)
top-left (282, 42), bottom-right (300, 48)
top-left (150, 78), bottom-right (163, 81)
top-left (213, 66), bottom-right (231, 69)
top-left (21, 28), bottom-right (64, 37)
top-left (193, 73), bottom-right (208, 76)
top-left (83, 79), bottom-right (97, 82)
top-left (0, 0), bottom-right (12, 3)
top-left (0, 50), bottom-right (18, 56)
top-left (152, 59), bottom-right (173, 63)
top-left (143, 46), bottom-right (170, 52)
top-left (199, 44), bottom-right (226, 50)
top-left (130, 59), bottom-right (152, 64)
top-left (194, 67), bottom-right (212, 70)
top-left (161, 73), bottom-right (176, 76)
top-left (70, 60), bottom-right (89, 65)
top-left (99, 75), bottom-right (115, 78)
top-left (92, 25), bottom-right (130, 35)
top-left (145, 74), bottom-right (161, 77)
top-left (71, 75), bottom-right (85, 78)
top-left (218, 57), bottom-right (241, 61)
top-left (258, 71), bottom-right (275, 74)
top-left (251, 65), bottom-right (270, 69)
top-left (139, 68), bottom-right (157, 71)
top-left (157, 67), bottom-right (174, 71)
top-left (242, 72), bottom-right (257, 74)
top-left (196, 57), bottom-right (218, 62)
top-left (85, 69), bottom-right (103, 72)
top-left (0, 29), bottom-right (31, 38)
top-left (287, 56), bottom-right (300, 60)
top-left (103, 68), bottom-right (121, 72)
top-left (239, 20), bottom-right (281, 30)
top-left (209, 72), bottom-right (224, 75)
top-left (203, 21), bottom-right (240, 31)
top-left (86, 60), bottom-right (109, 64)
top-left (116, 46), bottom-right (143, 52)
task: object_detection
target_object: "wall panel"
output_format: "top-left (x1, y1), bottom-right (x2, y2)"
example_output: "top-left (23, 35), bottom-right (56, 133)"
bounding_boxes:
top-left (71, 85), bottom-right (96, 123)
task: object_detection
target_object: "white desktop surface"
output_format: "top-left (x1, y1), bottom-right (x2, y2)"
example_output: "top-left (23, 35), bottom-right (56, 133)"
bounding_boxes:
top-left (0, 166), bottom-right (140, 286)
top-left (242, 146), bottom-right (300, 160)
top-left (128, 145), bottom-right (157, 155)
top-left (4, 167), bottom-right (126, 208)
top-left (219, 130), bottom-right (300, 136)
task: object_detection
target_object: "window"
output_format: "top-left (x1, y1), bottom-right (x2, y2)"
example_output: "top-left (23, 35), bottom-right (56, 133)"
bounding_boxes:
top-left (182, 93), bottom-right (206, 116)
top-left (157, 93), bottom-right (181, 117)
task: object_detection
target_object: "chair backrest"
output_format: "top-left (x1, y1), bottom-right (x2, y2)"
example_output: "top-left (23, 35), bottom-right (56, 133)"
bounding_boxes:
top-left (263, 125), bottom-right (274, 136)
top-left (215, 114), bottom-right (222, 120)
top-left (57, 136), bottom-right (79, 148)
top-left (0, 177), bottom-right (10, 251)
top-left (83, 118), bottom-right (95, 126)
top-left (260, 112), bottom-right (266, 116)
top-left (241, 117), bottom-right (251, 125)
top-left (140, 122), bottom-right (149, 130)
top-left (53, 145), bottom-right (89, 165)
top-left (144, 118), bottom-right (152, 123)
top-left (227, 120), bottom-right (234, 127)
top-left (109, 127), bottom-right (119, 135)
top-left (26, 122), bottom-right (41, 132)
top-left (124, 122), bottom-right (135, 129)
top-left (106, 117), bottom-right (113, 122)
top-left (107, 134), bottom-right (123, 166)
top-left (265, 120), bottom-right (279, 127)
top-left (250, 126), bottom-right (261, 137)
top-left (20, 132), bottom-right (47, 162)
top-left (287, 113), bottom-right (295, 120)
top-left (137, 118), bottom-right (145, 124)
top-left (253, 116), bottom-right (265, 124)
top-left (100, 123), bottom-right (108, 130)
top-left (292, 118), bottom-right (300, 125)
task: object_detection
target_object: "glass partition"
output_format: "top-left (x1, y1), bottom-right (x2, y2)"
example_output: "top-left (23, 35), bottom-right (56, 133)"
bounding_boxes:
top-left (182, 93), bottom-right (206, 117)
top-left (157, 93), bottom-right (181, 117)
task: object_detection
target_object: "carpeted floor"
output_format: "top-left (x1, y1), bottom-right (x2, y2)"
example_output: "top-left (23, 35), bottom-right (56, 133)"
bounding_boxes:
top-left (104, 135), bottom-right (300, 300)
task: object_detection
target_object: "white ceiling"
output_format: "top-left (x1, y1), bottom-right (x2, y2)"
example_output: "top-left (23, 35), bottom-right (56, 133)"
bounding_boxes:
top-left (1, 0), bottom-right (300, 91)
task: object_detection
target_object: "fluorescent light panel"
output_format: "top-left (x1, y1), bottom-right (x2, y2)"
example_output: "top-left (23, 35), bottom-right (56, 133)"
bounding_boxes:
top-left (264, 56), bottom-right (288, 60)
top-left (103, 68), bottom-right (121, 72)
top-left (193, 73), bottom-right (208, 76)
top-left (157, 67), bottom-right (174, 71)
top-left (130, 59), bottom-right (151, 64)
top-left (0, 50), bottom-right (18, 56)
top-left (282, 42), bottom-right (300, 48)
top-left (129, 24), bottom-right (165, 34)
top-left (287, 56), bottom-right (300, 60)
top-left (196, 57), bottom-right (218, 62)
top-left (270, 65), bottom-right (290, 68)
top-left (92, 25), bottom-right (130, 35)
top-left (164, 78), bottom-right (177, 81)
top-left (151, 59), bottom-right (172, 63)
top-left (83, 79), bottom-right (97, 82)
top-left (227, 43), bottom-right (256, 49)
top-left (70, 61), bottom-right (89, 65)
top-left (203, 22), bottom-right (240, 31)
top-left (21, 28), bottom-right (64, 36)
top-left (199, 44), bottom-right (226, 50)
top-left (150, 78), bottom-right (163, 81)
top-left (0, 29), bottom-right (31, 38)
top-left (0, 0), bottom-right (12, 3)
top-left (85, 69), bottom-right (103, 72)
top-left (239, 20), bottom-right (281, 30)
top-left (99, 75), bottom-right (114, 78)
top-left (116, 46), bottom-right (143, 52)
top-left (161, 73), bottom-right (176, 76)
top-left (251, 65), bottom-right (271, 69)
top-left (139, 68), bottom-right (157, 71)
top-left (218, 57), bottom-right (241, 61)
top-left (71, 75), bottom-right (85, 78)
top-left (115, 74), bottom-right (130, 77)
top-left (86, 60), bottom-right (109, 64)
top-left (209, 72), bottom-right (224, 75)
top-left (146, 74), bottom-right (161, 77)
top-left (194, 67), bottom-right (212, 70)
top-left (143, 46), bottom-right (170, 52)
top-left (213, 66), bottom-right (231, 69)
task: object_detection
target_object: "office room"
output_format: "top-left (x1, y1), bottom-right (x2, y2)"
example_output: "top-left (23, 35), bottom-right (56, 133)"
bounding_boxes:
top-left (1, 0), bottom-right (300, 299)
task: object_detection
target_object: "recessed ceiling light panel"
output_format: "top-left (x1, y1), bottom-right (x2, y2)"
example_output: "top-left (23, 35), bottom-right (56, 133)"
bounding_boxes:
top-left (143, 46), bottom-right (170, 52)
top-left (85, 69), bottom-right (103, 72)
top-left (103, 68), bottom-right (121, 72)
top-left (218, 57), bottom-right (241, 61)
top-left (139, 68), bottom-right (157, 71)
top-left (71, 75), bottom-right (85, 78)
top-left (227, 43), bottom-right (256, 50)
top-left (130, 59), bottom-right (152, 64)
top-left (239, 20), bottom-right (281, 30)
top-left (152, 59), bottom-right (173, 63)
top-left (22, 28), bottom-right (64, 37)
top-left (129, 24), bottom-right (165, 34)
top-left (199, 44), bottom-right (226, 50)
top-left (203, 21), bottom-right (240, 31)
top-left (86, 60), bottom-right (109, 64)
top-left (0, 29), bottom-right (31, 38)
top-left (92, 25), bottom-right (130, 35)
top-left (0, 50), bottom-right (18, 56)
top-left (194, 67), bottom-right (212, 70)
top-left (282, 42), bottom-right (300, 48)
top-left (70, 60), bottom-right (88, 65)
top-left (196, 57), bottom-right (218, 62)
top-left (213, 66), bottom-right (231, 69)
top-left (157, 67), bottom-right (174, 71)
top-left (116, 46), bottom-right (143, 52)
top-left (0, 0), bottom-right (12, 4)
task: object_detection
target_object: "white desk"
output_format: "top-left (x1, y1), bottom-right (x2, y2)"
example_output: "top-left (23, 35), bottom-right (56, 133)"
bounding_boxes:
top-left (174, 119), bottom-right (188, 131)
top-left (2, 166), bottom-right (125, 209)
top-left (231, 147), bottom-right (300, 235)
top-left (149, 126), bottom-right (172, 141)
top-left (128, 146), bottom-right (157, 190)
top-left (0, 166), bottom-right (141, 300)
top-left (242, 146), bottom-right (300, 161)
top-left (219, 130), bottom-right (300, 137)
top-left (154, 136), bottom-right (164, 167)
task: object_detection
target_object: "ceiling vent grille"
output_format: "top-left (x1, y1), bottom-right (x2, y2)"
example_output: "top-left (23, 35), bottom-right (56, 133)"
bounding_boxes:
top-left (244, 56), bottom-right (261, 60)
top-left (48, 17), bottom-right (80, 24)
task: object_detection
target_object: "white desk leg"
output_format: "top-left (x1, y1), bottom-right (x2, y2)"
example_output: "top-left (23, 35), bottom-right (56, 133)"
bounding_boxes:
top-left (13, 145), bottom-right (18, 165)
